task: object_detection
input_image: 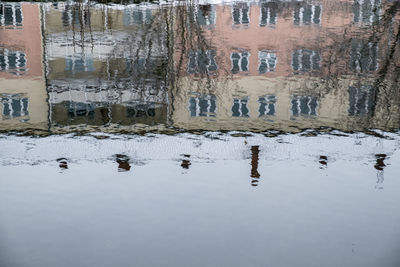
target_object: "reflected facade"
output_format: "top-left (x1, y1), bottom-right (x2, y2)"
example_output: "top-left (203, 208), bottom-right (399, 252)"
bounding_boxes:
top-left (0, 0), bottom-right (399, 134)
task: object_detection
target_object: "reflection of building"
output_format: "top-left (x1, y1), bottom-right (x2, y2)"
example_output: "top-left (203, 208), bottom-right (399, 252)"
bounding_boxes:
top-left (0, 3), bottom-right (48, 132)
top-left (42, 2), bottom-right (169, 133)
top-left (1, 0), bottom-right (399, 134)
top-left (170, 0), bottom-right (400, 132)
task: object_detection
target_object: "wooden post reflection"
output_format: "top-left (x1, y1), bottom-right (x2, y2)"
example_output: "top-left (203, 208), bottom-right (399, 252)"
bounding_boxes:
top-left (251, 146), bottom-right (260, 186)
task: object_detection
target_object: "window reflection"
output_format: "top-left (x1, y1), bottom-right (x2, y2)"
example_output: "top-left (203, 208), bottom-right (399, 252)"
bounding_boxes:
top-left (0, 49), bottom-right (27, 76)
top-left (258, 95), bottom-right (276, 116)
top-left (232, 2), bottom-right (250, 25)
top-left (124, 7), bottom-right (152, 25)
top-left (292, 49), bottom-right (320, 73)
top-left (291, 95), bottom-right (318, 117)
top-left (67, 102), bottom-right (95, 118)
top-left (348, 85), bottom-right (375, 116)
top-left (1, 94), bottom-right (29, 119)
top-left (127, 104), bottom-right (156, 118)
top-left (196, 5), bottom-right (216, 25)
top-left (125, 58), bottom-right (147, 73)
top-left (189, 94), bottom-right (216, 117)
top-left (258, 51), bottom-right (277, 73)
top-left (188, 50), bottom-right (217, 74)
top-left (232, 97), bottom-right (249, 117)
top-left (350, 39), bottom-right (378, 72)
top-left (260, 2), bottom-right (278, 26)
top-left (293, 3), bottom-right (322, 25)
top-left (65, 55), bottom-right (94, 73)
top-left (352, 0), bottom-right (380, 25)
top-left (61, 4), bottom-right (90, 27)
top-left (231, 51), bottom-right (249, 74)
top-left (0, 3), bottom-right (23, 28)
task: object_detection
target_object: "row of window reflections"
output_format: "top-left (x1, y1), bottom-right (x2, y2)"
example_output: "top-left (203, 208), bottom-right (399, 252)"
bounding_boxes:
top-left (233, 3), bottom-right (322, 26)
top-left (188, 86), bottom-right (375, 118)
top-left (52, 43), bottom-right (376, 76)
top-left (61, 5), bottom-right (153, 27)
top-left (189, 40), bottom-right (377, 74)
top-left (196, 1), bottom-right (379, 26)
top-left (0, 41), bottom-right (377, 76)
top-left (232, 1), bottom-right (378, 26)
top-left (57, 0), bottom-right (379, 28)
top-left (66, 102), bottom-right (157, 119)
top-left (0, 85), bottom-right (377, 121)
top-left (189, 95), bottom-right (317, 118)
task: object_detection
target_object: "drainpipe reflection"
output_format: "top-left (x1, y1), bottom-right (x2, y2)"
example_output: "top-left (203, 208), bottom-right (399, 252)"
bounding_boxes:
top-left (374, 154), bottom-right (386, 189)
top-left (251, 146), bottom-right (260, 186)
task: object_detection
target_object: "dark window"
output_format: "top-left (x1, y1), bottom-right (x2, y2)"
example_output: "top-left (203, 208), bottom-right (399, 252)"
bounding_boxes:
top-left (258, 95), bottom-right (276, 116)
top-left (352, 0), bottom-right (380, 25)
top-left (232, 97), bottom-right (249, 117)
top-left (188, 50), bottom-right (217, 74)
top-left (65, 56), bottom-right (94, 73)
top-left (232, 3), bottom-right (250, 25)
top-left (1, 94), bottom-right (28, 119)
top-left (0, 49), bottom-right (27, 75)
top-left (231, 51), bottom-right (249, 73)
top-left (259, 51), bottom-right (277, 73)
top-left (197, 5), bottom-right (216, 25)
top-left (260, 2), bottom-right (278, 26)
top-left (348, 85), bottom-right (375, 116)
top-left (292, 49), bottom-right (321, 73)
top-left (124, 8), bottom-right (152, 25)
top-left (189, 95), bottom-right (217, 117)
top-left (294, 4), bottom-right (321, 25)
top-left (350, 39), bottom-right (378, 72)
top-left (67, 102), bottom-right (95, 118)
top-left (127, 104), bottom-right (156, 118)
top-left (125, 58), bottom-right (147, 73)
top-left (62, 4), bottom-right (91, 27)
top-left (0, 3), bottom-right (23, 28)
top-left (291, 95), bottom-right (318, 116)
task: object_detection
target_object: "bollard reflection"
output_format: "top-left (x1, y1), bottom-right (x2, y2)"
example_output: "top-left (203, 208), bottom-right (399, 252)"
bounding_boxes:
top-left (181, 154), bottom-right (191, 169)
top-left (319, 155), bottom-right (328, 169)
top-left (115, 154), bottom-right (131, 172)
top-left (57, 158), bottom-right (68, 170)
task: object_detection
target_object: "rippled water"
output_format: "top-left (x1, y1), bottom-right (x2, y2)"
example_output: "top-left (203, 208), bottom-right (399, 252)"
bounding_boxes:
top-left (1, 1), bottom-right (400, 266)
